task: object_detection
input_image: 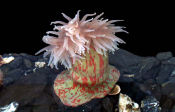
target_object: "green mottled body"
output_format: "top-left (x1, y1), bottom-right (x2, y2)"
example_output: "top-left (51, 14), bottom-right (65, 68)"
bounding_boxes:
top-left (54, 47), bottom-right (120, 107)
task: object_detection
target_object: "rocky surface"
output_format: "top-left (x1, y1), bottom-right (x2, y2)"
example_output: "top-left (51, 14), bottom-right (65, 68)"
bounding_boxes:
top-left (0, 50), bottom-right (174, 112)
top-left (141, 96), bottom-right (161, 112)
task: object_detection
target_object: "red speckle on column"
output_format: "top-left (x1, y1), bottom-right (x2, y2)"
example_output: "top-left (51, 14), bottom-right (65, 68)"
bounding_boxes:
top-left (89, 76), bottom-right (96, 86)
top-left (98, 54), bottom-right (104, 75)
top-left (89, 52), bottom-right (93, 66)
top-left (74, 66), bottom-right (77, 72)
top-left (91, 56), bottom-right (96, 73)
top-left (85, 59), bottom-right (88, 71)
top-left (83, 59), bottom-right (88, 72)
top-left (82, 77), bottom-right (88, 86)
top-left (77, 99), bottom-right (81, 102)
top-left (71, 71), bottom-right (74, 77)
top-left (73, 82), bottom-right (78, 89)
top-left (78, 62), bottom-right (81, 71)
top-left (71, 98), bottom-right (77, 104)
top-left (73, 73), bottom-right (80, 81)
top-left (87, 88), bottom-right (95, 94)
top-left (82, 86), bottom-right (85, 91)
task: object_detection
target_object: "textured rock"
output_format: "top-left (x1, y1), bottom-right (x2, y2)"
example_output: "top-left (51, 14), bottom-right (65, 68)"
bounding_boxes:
top-left (141, 96), bottom-right (161, 112)
top-left (102, 97), bottom-right (113, 112)
top-left (172, 105), bottom-right (175, 112)
top-left (4, 69), bottom-right (24, 85)
top-left (109, 49), bottom-right (143, 82)
top-left (162, 57), bottom-right (175, 65)
top-left (0, 69), bottom-right (47, 106)
top-left (23, 59), bottom-right (33, 68)
top-left (161, 98), bottom-right (174, 112)
top-left (156, 64), bottom-right (174, 84)
top-left (8, 56), bottom-right (23, 69)
top-left (161, 78), bottom-right (175, 99)
top-left (156, 52), bottom-right (173, 61)
top-left (0, 49), bottom-right (175, 111)
top-left (138, 57), bottom-right (160, 81)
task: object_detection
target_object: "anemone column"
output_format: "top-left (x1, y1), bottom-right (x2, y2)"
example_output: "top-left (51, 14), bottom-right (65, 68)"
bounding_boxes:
top-left (54, 46), bottom-right (120, 107)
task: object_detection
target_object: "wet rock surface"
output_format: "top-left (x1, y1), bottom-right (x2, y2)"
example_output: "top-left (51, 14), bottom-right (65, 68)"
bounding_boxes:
top-left (141, 96), bottom-right (161, 112)
top-left (0, 50), bottom-right (174, 112)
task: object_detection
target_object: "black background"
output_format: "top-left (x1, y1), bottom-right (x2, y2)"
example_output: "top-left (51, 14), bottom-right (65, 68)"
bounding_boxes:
top-left (0, 2), bottom-right (174, 57)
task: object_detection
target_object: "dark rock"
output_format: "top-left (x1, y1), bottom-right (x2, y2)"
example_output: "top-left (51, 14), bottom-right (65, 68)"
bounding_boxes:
top-left (160, 68), bottom-right (175, 98)
top-left (3, 77), bottom-right (14, 86)
top-left (161, 77), bottom-right (175, 99)
top-left (102, 97), bottom-right (113, 112)
top-left (109, 49), bottom-right (143, 68)
top-left (32, 106), bottom-right (50, 112)
top-left (8, 56), bottom-right (23, 69)
top-left (151, 86), bottom-right (162, 101)
top-left (0, 65), bottom-right (9, 74)
top-left (139, 79), bottom-right (156, 94)
top-left (169, 58), bottom-right (175, 64)
top-left (139, 80), bottom-right (162, 101)
top-left (3, 69), bottom-right (24, 86)
top-left (162, 57), bottom-right (175, 65)
top-left (32, 93), bottom-right (53, 106)
top-left (138, 57), bottom-right (160, 81)
top-left (156, 52), bottom-right (173, 61)
top-left (170, 70), bottom-right (175, 77)
top-left (161, 98), bottom-right (174, 112)
top-left (109, 49), bottom-right (143, 82)
top-left (156, 64), bottom-right (174, 84)
top-left (17, 106), bottom-right (32, 112)
top-left (0, 68), bottom-right (48, 106)
top-left (6, 69), bottom-right (24, 80)
top-left (20, 53), bottom-right (39, 62)
top-left (23, 59), bottom-right (33, 68)
top-left (54, 97), bottom-right (102, 112)
top-left (172, 105), bottom-right (175, 112)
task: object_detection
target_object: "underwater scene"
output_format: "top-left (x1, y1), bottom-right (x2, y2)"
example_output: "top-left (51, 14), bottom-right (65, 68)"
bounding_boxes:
top-left (0, 10), bottom-right (175, 112)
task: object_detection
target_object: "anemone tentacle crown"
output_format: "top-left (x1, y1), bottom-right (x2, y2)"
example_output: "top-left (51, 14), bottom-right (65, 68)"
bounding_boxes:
top-left (36, 10), bottom-right (126, 69)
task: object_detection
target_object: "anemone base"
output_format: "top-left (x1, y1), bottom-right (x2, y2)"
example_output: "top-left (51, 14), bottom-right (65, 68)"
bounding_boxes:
top-left (53, 65), bottom-right (120, 107)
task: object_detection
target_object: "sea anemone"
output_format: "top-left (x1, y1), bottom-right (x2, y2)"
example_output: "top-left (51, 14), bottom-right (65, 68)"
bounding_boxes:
top-left (36, 10), bottom-right (126, 69)
top-left (37, 10), bottom-right (126, 107)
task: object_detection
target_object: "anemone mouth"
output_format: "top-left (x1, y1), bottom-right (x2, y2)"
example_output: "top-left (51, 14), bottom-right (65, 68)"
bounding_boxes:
top-left (37, 10), bottom-right (127, 69)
